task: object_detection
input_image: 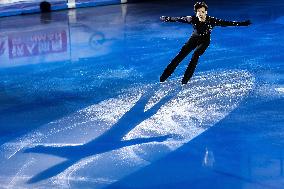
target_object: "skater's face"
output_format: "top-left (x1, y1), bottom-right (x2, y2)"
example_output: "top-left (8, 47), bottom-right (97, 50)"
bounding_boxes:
top-left (196, 7), bottom-right (207, 22)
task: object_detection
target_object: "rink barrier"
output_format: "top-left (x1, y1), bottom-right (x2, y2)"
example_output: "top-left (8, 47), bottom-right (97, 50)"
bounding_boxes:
top-left (0, 0), bottom-right (129, 17)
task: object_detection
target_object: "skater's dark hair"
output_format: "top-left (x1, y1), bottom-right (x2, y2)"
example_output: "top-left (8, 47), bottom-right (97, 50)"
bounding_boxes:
top-left (194, 2), bottom-right (208, 13)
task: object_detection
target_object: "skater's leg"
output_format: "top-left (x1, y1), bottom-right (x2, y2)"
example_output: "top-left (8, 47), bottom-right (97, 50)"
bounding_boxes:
top-left (160, 37), bottom-right (197, 82)
top-left (181, 53), bottom-right (200, 84)
top-left (182, 39), bottom-right (210, 84)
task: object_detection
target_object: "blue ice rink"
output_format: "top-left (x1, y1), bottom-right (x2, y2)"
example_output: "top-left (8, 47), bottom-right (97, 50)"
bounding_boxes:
top-left (0, 0), bottom-right (284, 188)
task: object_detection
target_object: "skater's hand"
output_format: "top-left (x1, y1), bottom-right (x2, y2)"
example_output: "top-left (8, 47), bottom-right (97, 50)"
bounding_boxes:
top-left (241, 20), bottom-right (252, 26)
top-left (160, 16), bottom-right (171, 22)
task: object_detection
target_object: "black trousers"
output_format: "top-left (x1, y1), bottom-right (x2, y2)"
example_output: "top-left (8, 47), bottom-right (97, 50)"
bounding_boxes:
top-left (160, 35), bottom-right (210, 84)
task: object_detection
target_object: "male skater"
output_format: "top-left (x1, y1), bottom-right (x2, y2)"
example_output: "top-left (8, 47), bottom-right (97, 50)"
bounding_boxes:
top-left (160, 1), bottom-right (251, 84)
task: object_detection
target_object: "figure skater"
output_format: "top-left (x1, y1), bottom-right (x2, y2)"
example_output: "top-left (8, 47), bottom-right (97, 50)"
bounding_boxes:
top-left (160, 1), bottom-right (251, 84)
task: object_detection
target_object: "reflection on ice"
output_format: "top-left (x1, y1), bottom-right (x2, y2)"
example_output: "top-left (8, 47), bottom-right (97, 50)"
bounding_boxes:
top-left (0, 4), bottom-right (127, 67)
top-left (202, 147), bottom-right (215, 168)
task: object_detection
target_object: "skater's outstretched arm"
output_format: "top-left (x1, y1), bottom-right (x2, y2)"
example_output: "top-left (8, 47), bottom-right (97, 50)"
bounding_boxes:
top-left (160, 16), bottom-right (192, 24)
top-left (211, 17), bottom-right (251, 27)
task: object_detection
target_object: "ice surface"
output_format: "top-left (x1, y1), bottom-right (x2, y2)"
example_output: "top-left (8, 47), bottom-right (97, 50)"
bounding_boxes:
top-left (0, 70), bottom-right (254, 189)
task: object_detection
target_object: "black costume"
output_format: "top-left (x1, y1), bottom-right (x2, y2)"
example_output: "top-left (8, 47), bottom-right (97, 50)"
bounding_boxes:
top-left (160, 15), bottom-right (250, 84)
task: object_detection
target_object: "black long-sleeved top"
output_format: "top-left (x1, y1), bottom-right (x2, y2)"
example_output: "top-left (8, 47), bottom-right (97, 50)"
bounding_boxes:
top-left (167, 15), bottom-right (248, 37)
